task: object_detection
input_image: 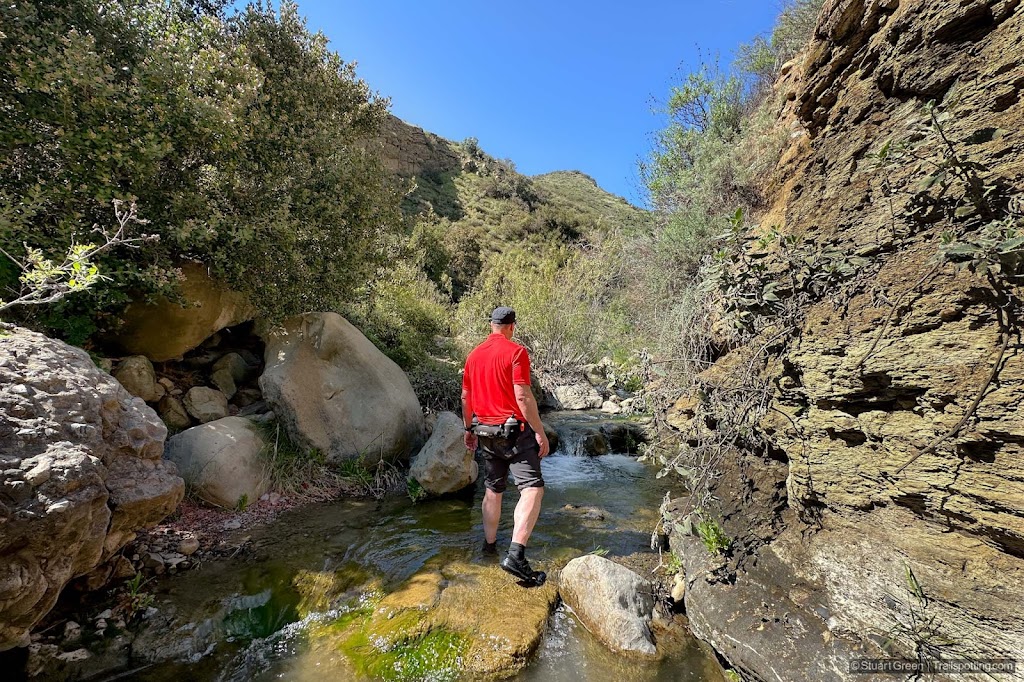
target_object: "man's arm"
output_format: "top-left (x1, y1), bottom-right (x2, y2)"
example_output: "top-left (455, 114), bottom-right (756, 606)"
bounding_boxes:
top-left (514, 384), bottom-right (550, 458)
top-left (462, 387), bottom-right (477, 451)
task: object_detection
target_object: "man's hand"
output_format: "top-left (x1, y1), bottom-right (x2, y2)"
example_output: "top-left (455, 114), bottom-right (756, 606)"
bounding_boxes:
top-left (535, 430), bottom-right (550, 458)
top-left (464, 431), bottom-right (478, 452)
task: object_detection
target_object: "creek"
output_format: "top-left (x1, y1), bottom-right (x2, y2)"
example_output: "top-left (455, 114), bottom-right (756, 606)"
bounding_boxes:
top-left (121, 416), bottom-right (726, 682)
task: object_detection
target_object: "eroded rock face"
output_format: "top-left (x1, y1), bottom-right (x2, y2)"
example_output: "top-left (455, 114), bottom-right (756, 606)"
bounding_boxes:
top-left (0, 327), bottom-right (183, 650)
top-left (558, 554), bottom-right (657, 657)
top-left (164, 417), bottom-right (269, 508)
top-left (409, 412), bottom-right (478, 495)
top-left (260, 313), bottom-right (425, 464)
top-left (377, 114), bottom-right (462, 178)
top-left (667, 0), bottom-right (1024, 677)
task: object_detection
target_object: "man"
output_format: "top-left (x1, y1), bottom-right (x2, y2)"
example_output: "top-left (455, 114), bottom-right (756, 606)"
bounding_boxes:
top-left (462, 306), bottom-right (550, 584)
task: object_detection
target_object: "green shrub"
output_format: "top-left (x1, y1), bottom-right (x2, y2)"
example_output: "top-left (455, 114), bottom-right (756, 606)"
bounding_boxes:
top-left (345, 251), bottom-right (452, 370)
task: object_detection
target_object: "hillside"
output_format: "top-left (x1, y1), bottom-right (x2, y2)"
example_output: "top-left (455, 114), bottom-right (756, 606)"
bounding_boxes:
top-left (378, 114), bottom-right (648, 250)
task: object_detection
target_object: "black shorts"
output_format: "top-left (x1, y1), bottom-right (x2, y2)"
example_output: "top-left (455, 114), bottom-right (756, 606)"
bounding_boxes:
top-left (477, 424), bottom-right (544, 494)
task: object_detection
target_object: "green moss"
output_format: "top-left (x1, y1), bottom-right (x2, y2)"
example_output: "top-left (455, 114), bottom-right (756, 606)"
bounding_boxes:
top-left (335, 608), bottom-right (468, 682)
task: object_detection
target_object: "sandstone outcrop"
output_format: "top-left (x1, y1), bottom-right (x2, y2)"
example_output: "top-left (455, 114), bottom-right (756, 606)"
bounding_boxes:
top-left (667, 0), bottom-right (1024, 678)
top-left (164, 417), bottom-right (269, 508)
top-left (558, 554), bottom-right (657, 657)
top-left (110, 262), bottom-right (252, 362)
top-left (377, 114), bottom-right (462, 178)
top-left (260, 313), bottom-right (425, 464)
top-left (0, 327), bottom-right (183, 650)
top-left (409, 412), bottom-right (478, 495)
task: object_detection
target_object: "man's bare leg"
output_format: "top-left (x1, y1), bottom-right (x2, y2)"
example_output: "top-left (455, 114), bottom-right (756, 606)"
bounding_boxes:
top-left (511, 486), bottom-right (544, 546)
top-left (482, 489), bottom-right (502, 544)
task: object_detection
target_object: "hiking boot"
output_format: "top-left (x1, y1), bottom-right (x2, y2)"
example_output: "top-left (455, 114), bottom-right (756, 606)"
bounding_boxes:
top-left (482, 539), bottom-right (498, 556)
top-left (500, 554), bottom-right (542, 583)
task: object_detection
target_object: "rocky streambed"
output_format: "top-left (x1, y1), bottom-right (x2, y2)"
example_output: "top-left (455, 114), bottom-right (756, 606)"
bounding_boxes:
top-left (23, 441), bottom-right (726, 681)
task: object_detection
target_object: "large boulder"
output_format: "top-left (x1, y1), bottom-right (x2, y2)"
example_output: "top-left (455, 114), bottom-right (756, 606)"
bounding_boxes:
top-left (110, 262), bottom-right (252, 362)
top-left (260, 313), bottom-right (425, 464)
top-left (558, 554), bottom-right (657, 657)
top-left (409, 412), bottom-right (478, 495)
top-left (0, 327), bottom-right (183, 651)
top-left (164, 417), bottom-right (269, 508)
top-left (550, 383), bottom-right (603, 410)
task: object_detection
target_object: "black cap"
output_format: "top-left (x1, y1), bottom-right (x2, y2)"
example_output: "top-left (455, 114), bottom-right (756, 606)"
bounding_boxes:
top-left (489, 306), bottom-right (516, 324)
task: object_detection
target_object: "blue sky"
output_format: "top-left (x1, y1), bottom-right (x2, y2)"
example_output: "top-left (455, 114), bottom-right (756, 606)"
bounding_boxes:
top-left (294, 1), bottom-right (785, 205)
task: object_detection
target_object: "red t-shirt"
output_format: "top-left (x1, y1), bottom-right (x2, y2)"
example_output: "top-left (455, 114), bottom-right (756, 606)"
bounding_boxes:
top-left (462, 333), bottom-right (531, 425)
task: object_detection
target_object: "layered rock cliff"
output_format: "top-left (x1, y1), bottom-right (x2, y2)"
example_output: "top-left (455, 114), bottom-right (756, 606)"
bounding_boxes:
top-left (667, 1), bottom-right (1024, 679)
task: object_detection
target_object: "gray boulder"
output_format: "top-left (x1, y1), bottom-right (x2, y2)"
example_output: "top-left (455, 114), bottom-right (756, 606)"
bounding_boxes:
top-left (558, 554), bottom-right (657, 657)
top-left (0, 327), bottom-right (183, 651)
top-left (260, 313), bottom-right (425, 464)
top-left (409, 412), bottom-right (478, 495)
top-left (183, 386), bottom-right (228, 424)
top-left (209, 368), bottom-right (237, 400)
top-left (551, 384), bottom-right (603, 410)
top-left (113, 355), bottom-right (159, 402)
top-left (583, 363), bottom-right (607, 386)
top-left (212, 352), bottom-right (250, 383)
top-left (164, 417), bottom-right (269, 508)
top-left (157, 396), bottom-right (191, 432)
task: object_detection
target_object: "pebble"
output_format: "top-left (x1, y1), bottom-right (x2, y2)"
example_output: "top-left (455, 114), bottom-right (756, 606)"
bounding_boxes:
top-left (671, 574), bottom-right (686, 602)
top-left (178, 538), bottom-right (200, 556)
top-left (223, 519), bottom-right (242, 530)
top-left (143, 552), bottom-right (164, 570)
top-left (63, 621), bottom-right (81, 642)
top-left (163, 552), bottom-right (186, 567)
top-left (95, 609), bottom-right (113, 620)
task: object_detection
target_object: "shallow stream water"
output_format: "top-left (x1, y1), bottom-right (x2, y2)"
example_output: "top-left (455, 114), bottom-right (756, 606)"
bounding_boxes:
top-left (126, 422), bottom-right (725, 682)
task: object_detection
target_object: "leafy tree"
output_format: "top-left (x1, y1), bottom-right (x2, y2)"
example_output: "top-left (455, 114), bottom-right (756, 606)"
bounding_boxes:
top-left (0, 0), bottom-right (405, 338)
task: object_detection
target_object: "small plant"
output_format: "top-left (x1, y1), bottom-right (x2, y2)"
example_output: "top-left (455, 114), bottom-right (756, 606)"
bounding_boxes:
top-left (236, 493), bottom-right (249, 512)
top-left (664, 551), bottom-right (684, 575)
top-left (880, 563), bottom-right (956, 659)
top-left (938, 217), bottom-right (1024, 279)
top-left (117, 572), bottom-right (154, 621)
top-left (724, 670), bottom-right (743, 682)
top-left (406, 477), bottom-right (427, 503)
top-left (338, 457), bottom-right (375, 489)
top-left (338, 445), bottom-right (406, 500)
top-left (589, 545), bottom-right (611, 557)
top-left (696, 517), bottom-right (731, 555)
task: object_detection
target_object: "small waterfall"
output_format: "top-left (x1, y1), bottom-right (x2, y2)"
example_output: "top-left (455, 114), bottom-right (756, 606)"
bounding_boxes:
top-left (552, 425), bottom-right (586, 457)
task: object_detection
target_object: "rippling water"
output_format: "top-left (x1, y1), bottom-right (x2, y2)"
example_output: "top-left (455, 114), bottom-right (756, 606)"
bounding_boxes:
top-left (128, 433), bottom-right (725, 682)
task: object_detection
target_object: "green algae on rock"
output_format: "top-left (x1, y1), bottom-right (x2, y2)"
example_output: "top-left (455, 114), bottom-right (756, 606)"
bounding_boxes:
top-left (314, 561), bottom-right (558, 680)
